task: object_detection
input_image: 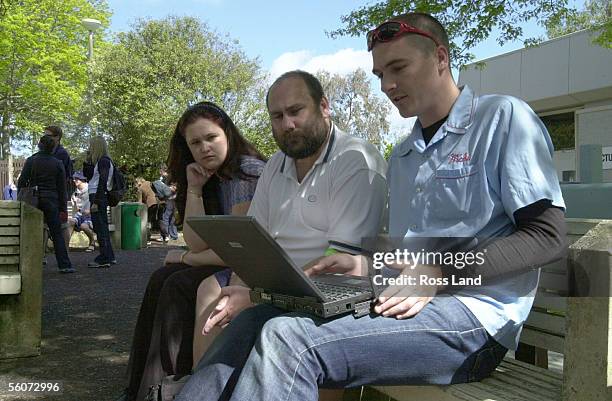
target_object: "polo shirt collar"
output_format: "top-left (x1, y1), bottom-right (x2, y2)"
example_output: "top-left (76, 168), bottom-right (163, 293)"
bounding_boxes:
top-left (279, 122), bottom-right (336, 176)
top-left (395, 85), bottom-right (477, 156)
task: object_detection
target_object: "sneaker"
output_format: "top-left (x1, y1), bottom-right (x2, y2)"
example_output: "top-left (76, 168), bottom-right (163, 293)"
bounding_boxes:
top-left (85, 244), bottom-right (95, 252)
top-left (87, 260), bottom-right (111, 268)
top-left (59, 267), bottom-right (76, 274)
top-left (111, 259), bottom-right (117, 265)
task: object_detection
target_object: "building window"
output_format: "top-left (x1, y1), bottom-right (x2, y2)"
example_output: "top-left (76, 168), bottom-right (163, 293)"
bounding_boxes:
top-left (541, 112), bottom-right (575, 150)
top-left (562, 170), bottom-right (576, 182)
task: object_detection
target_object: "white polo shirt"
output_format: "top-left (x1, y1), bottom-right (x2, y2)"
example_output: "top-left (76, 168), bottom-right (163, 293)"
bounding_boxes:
top-left (248, 124), bottom-right (388, 268)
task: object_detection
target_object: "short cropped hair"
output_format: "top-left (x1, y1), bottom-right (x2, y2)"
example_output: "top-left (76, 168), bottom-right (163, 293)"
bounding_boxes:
top-left (44, 125), bottom-right (63, 139)
top-left (266, 70), bottom-right (325, 109)
top-left (389, 12), bottom-right (450, 64)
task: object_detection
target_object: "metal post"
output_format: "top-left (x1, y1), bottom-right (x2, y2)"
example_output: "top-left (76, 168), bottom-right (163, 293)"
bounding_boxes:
top-left (88, 31), bottom-right (94, 60)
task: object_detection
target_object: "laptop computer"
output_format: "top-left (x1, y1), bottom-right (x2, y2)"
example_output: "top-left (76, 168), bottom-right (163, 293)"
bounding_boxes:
top-left (186, 215), bottom-right (374, 318)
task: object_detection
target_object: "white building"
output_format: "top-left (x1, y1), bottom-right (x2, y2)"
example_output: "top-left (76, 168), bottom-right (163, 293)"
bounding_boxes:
top-left (458, 29), bottom-right (612, 183)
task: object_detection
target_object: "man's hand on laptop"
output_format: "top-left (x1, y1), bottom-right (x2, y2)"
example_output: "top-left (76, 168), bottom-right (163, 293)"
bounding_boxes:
top-left (374, 264), bottom-right (443, 319)
top-left (203, 285), bottom-right (252, 333)
top-left (304, 254), bottom-right (365, 277)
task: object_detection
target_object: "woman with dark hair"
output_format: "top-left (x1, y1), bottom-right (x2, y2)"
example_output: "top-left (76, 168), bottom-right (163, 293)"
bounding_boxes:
top-left (117, 102), bottom-right (266, 401)
top-left (18, 135), bottom-right (74, 273)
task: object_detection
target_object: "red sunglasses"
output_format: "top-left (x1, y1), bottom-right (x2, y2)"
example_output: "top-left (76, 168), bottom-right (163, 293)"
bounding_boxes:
top-left (367, 21), bottom-right (441, 51)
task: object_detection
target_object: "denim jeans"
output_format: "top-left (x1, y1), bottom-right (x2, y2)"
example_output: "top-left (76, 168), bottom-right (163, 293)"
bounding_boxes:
top-left (160, 199), bottom-right (178, 240)
top-left (90, 195), bottom-right (115, 263)
top-left (177, 295), bottom-right (507, 401)
top-left (38, 197), bottom-right (72, 270)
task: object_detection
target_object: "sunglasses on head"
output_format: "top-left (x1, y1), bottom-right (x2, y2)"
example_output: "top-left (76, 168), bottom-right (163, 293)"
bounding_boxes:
top-left (367, 21), bottom-right (441, 51)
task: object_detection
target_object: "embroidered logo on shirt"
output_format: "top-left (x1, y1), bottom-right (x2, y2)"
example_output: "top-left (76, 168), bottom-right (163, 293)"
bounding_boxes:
top-left (449, 152), bottom-right (471, 163)
top-left (307, 195), bottom-right (317, 202)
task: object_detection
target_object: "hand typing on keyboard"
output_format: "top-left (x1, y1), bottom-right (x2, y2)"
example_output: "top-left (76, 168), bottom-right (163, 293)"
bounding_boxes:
top-left (304, 253), bottom-right (365, 277)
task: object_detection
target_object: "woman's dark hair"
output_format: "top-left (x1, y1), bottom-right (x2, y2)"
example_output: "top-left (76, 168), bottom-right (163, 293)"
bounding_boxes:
top-left (167, 101), bottom-right (266, 223)
top-left (38, 135), bottom-right (56, 154)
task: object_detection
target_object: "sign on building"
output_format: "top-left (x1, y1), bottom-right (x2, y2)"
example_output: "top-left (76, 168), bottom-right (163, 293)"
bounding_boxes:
top-left (604, 146), bottom-right (612, 170)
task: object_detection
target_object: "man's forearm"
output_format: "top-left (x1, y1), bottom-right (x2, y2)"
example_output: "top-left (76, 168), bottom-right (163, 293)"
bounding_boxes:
top-left (444, 202), bottom-right (566, 282)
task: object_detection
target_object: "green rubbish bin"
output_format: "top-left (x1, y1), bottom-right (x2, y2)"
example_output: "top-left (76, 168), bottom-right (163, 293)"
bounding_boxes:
top-left (121, 202), bottom-right (142, 250)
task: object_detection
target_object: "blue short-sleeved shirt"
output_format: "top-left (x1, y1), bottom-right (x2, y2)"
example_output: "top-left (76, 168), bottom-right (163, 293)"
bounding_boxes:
top-left (214, 155), bottom-right (265, 287)
top-left (217, 156), bottom-right (265, 214)
top-left (387, 85), bottom-right (565, 350)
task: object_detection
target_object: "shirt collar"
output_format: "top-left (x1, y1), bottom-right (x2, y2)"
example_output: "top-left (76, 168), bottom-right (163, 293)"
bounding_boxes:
top-left (395, 85), bottom-right (477, 156)
top-left (279, 122), bottom-right (336, 175)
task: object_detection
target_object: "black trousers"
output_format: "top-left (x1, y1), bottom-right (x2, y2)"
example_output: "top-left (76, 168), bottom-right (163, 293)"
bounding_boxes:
top-left (38, 196), bottom-right (72, 270)
top-left (125, 264), bottom-right (224, 401)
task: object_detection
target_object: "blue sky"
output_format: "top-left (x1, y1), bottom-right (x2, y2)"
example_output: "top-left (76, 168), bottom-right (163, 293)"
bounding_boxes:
top-left (102, 0), bottom-right (584, 136)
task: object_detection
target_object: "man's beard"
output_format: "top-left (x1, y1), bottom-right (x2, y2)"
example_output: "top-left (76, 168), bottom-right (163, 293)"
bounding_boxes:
top-left (274, 114), bottom-right (329, 159)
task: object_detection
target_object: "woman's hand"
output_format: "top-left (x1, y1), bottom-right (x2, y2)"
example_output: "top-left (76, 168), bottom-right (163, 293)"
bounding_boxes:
top-left (186, 162), bottom-right (214, 190)
top-left (203, 285), bottom-right (252, 333)
top-left (165, 249), bottom-right (188, 266)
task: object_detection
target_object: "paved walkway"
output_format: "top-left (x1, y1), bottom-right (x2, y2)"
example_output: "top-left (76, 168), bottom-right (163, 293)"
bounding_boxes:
top-left (0, 241), bottom-right (182, 401)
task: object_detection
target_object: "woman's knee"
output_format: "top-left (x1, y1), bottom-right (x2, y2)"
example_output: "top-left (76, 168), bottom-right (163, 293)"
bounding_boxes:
top-left (196, 276), bottom-right (222, 303)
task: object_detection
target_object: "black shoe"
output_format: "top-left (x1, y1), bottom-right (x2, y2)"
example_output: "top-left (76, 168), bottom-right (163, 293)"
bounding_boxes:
top-left (87, 261), bottom-right (111, 268)
top-left (111, 259), bottom-right (117, 265)
top-left (59, 267), bottom-right (76, 274)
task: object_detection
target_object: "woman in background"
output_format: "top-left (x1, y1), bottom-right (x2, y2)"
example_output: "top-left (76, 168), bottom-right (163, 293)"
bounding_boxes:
top-left (18, 135), bottom-right (74, 273)
top-left (85, 136), bottom-right (116, 268)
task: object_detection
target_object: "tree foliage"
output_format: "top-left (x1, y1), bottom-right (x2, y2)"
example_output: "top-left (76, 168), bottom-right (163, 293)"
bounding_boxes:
top-left (329, 0), bottom-right (573, 67)
top-left (88, 16), bottom-right (274, 179)
top-left (546, 0), bottom-right (611, 47)
top-left (0, 0), bottom-right (110, 157)
top-left (316, 69), bottom-right (390, 148)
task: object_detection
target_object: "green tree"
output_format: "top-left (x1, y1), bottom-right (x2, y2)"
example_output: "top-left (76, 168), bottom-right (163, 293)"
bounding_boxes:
top-left (316, 69), bottom-right (390, 148)
top-left (88, 16), bottom-right (275, 180)
top-left (0, 0), bottom-right (110, 159)
top-left (329, 0), bottom-right (574, 67)
top-left (546, 0), bottom-right (611, 47)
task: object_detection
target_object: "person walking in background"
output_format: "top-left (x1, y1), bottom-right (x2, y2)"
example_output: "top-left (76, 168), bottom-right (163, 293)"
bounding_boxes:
top-left (85, 136), bottom-right (116, 268)
top-left (44, 126), bottom-right (74, 244)
top-left (18, 135), bottom-right (74, 273)
top-left (135, 176), bottom-right (162, 241)
top-left (65, 171), bottom-right (95, 252)
top-left (152, 164), bottom-right (178, 242)
top-left (3, 170), bottom-right (20, 200)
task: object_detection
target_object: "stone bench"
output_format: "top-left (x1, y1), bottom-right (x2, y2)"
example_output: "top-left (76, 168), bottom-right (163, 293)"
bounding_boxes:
top-left (0, 200), bottom-right (44, 359)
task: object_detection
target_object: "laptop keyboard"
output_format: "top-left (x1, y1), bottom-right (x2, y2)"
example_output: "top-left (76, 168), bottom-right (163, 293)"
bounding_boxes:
top-left (314, 282), bottom-right (367, 301)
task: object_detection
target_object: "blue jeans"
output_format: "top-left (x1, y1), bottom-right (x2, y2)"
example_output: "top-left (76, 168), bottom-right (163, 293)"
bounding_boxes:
top-left (177, 295), bottom-right (507, 401)
top-left (90, 195), bottom-right (115, 263)
top-left (160, 199), bottom-right (178, 240)
top-left (38, 197), bottom-right (72, 270)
